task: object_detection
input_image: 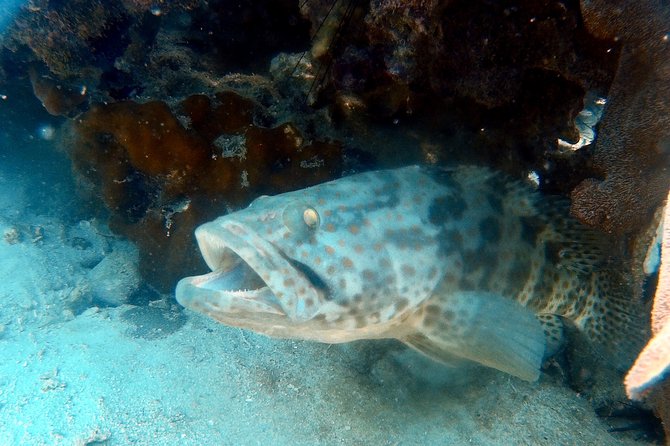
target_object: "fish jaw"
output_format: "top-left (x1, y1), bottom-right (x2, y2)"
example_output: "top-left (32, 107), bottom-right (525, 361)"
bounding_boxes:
top-left (176, 266), bottom-right (286, 319)
top-left (176, 218), bottom-right (323, 323)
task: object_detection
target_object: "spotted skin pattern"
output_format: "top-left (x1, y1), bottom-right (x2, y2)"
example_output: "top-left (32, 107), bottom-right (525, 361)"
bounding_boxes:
top-left (176, 166), bottom-right (639, 381)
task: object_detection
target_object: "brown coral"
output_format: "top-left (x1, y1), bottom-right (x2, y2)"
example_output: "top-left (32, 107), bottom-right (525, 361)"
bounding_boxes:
top-left (570, 0), bottom-right (670, 234)
top-left (29, 67), bottom-right (87, 116)
top-left (69, 91), bottom-right (342, 291)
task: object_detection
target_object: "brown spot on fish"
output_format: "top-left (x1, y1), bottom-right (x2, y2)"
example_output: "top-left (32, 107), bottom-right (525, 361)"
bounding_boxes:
top-left (425, 304), bottom-right (440, 316)
top-left (458, 277), bottom-right (476, 291)
top-left (373, 243), bottom-right (383, 252)
top-left (348, 224), bottom-right (360, 235)
top-left (327, 265), bottom-right (336, 275)
top-left (354, 244), bottom-right (364, 253)
top-left (229, 225), bottom-right (247, 236)
top-left (355, 316), bottom-right (367, 328)
top-left (325, 245), bottom-right (335, 255)
top-left (395, 298), bottom-right (409, 312)
top-left (487, 194), bottom-right (503, 213)
top-left (401, 265), bottom-right (416, 276)
top-left (342, 257), bottom-right (354, 269)
top-left (284, 278), bottom-right (295, 287)
top-left (444, 273), bottom-right (457, 284)
top-left (423, 316), bottom-right (437, 328)
top-left (362, 269), bottom-right (376, 280)
top-left (324, 223), bottom-right (336, 232)
top-left (430, 194), bottom-right (467, 223)
top-left (479, 216), bottom-right (501, 243)
top-left (439, 229), bottom-right (464, 256)
top-left (520, 216), bottom-right (544, 247)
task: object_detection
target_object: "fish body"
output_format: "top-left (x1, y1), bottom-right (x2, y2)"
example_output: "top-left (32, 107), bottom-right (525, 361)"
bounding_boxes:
top-left (176, 165), bottom-right (639, 381)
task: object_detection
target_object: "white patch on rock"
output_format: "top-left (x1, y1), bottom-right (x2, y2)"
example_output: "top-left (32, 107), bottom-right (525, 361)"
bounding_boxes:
top-left (214, 134), bottom-right (247, 160)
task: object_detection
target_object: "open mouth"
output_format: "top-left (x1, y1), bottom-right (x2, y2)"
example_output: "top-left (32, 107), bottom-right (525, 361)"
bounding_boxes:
top-left (175, 219), bottom-right (324, 320)
top-left (176, 233), bottom-right (285, 315)
top-left (180, 258), bottom-right (286, 314)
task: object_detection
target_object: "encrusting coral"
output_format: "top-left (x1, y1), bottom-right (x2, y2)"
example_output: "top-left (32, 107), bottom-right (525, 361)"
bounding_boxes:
top-left (625, 190), bottom-right (670, 440)
top-left (69, 91), bottom-right (342, 291)
top-left (28, 66), bottom-right (87, 116)
top-left (570, 0), bottom-right (670, 235)
top-left (2, 0), bottom-right (311, 103)
top-left (300, 0), bottom-right (622, 193)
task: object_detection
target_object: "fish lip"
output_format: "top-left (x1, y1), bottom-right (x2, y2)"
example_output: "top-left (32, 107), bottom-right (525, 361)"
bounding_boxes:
top-left (176, 266), bottom-right (285, 316)
top-left (178, 218), bottom-right (320, 320)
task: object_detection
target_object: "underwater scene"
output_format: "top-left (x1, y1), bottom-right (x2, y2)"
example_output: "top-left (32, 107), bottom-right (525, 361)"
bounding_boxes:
top-left (0, 1), bottom-right (668, 445)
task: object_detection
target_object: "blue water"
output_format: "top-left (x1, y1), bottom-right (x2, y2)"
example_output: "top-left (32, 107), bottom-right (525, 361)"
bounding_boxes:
top-left (0, 0), bottom-right (22, 32)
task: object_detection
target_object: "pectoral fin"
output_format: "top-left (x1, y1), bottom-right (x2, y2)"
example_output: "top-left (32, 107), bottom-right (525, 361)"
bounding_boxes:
top-left (402, 291), bottom-right (546, 382)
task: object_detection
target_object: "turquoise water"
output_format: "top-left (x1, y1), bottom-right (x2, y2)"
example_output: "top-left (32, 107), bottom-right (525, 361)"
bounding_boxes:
top-left (0, 2), bottom-right (665, 445)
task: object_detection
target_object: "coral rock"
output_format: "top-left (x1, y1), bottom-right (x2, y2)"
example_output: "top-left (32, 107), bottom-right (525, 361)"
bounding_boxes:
top-left (571, 0), bottom-right (670, 234)
top-left (69, 91), bottom-right (342, 291)
top-left (29, 67), bottom-right (87, 116)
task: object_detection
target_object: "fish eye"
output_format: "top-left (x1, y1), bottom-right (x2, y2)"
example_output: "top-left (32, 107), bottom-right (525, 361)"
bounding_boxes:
top-left (303, 207), bottom-right (320, 229)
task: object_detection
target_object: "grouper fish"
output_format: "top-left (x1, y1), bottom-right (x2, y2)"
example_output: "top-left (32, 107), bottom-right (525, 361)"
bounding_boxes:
top-left (176, 165), bottom-right (643, 381)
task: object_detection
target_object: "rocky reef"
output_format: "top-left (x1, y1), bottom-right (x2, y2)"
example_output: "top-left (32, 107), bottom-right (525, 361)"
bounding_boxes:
top-left (570, 0), bottom-right (670, 235)
top-left (69, 89), bottom-right (342, 290)
top-left (0, 0), bottom-right (668, 441)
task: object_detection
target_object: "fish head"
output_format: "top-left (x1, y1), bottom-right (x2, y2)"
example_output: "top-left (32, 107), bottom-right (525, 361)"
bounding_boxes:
top-left (176, 169), bottom-right (439, 341)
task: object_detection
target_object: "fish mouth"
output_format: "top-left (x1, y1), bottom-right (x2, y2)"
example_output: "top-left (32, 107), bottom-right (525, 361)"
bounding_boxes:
top-left (176, 219), bottom-right (321, 321)
top-left (176, 256), bottom-right (285, 316)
